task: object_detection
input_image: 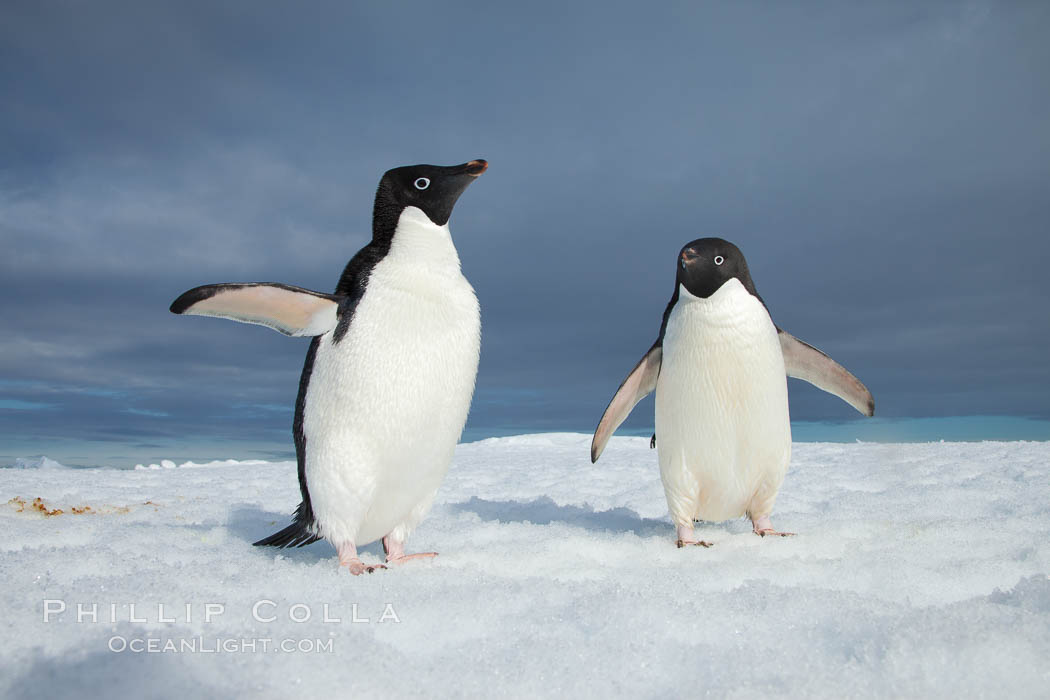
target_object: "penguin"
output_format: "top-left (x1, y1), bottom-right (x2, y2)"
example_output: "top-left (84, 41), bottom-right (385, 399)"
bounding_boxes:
top-left (170, 160), bottom-right (487, 574)
top-left (590, 238), bottom-right (874, 547)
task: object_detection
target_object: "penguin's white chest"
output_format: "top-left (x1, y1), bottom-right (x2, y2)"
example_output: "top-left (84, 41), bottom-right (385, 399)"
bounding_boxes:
top-left (654, 279), bottom-right (791, 524)
top-left (303, 210), bottom-right (481, 545)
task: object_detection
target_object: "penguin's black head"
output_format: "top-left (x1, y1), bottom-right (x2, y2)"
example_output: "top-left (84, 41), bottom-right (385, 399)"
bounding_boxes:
top-left (372, 160), bottom-right (487, 238)
top-left (676, 237), bottom-right (760, 299)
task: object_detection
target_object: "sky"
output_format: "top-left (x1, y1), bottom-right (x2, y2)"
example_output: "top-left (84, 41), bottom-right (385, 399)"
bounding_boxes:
top-left (2, 1), bottom-right (1049, 465)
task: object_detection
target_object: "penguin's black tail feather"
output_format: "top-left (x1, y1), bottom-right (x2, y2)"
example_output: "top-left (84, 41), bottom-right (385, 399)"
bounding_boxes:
top-left (253, 521), bottom-right (321, 548)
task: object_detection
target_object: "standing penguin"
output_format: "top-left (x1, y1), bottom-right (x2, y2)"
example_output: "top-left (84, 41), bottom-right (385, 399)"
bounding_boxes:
top-left (170, 160), bottom-right (487, 574)
top-left (590, 238), bottom-right (874, 547)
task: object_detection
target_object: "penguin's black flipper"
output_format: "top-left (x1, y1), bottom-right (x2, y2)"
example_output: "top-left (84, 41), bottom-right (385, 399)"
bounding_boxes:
top-left (778, 330), bottom-right (875, 417)
top-left (591, 343), bottom-right (663, 463)
top-left (170, 283), bottom-right (344, 337)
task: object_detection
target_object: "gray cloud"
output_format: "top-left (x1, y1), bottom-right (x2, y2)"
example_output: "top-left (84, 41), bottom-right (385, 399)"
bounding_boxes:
top-left (2, 1), bottom-right (1049, 464)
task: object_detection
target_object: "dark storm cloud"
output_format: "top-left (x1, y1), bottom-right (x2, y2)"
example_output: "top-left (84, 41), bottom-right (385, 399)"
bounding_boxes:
top-left (2, 0), bottom-right (1049, 463)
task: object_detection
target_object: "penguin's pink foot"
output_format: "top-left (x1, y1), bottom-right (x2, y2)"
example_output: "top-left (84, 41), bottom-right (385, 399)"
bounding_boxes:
top-left (382, 535), bottom-right (438, 566)
top-left (387, 552), bottom-right (439, 565)
top-left (337, 542), bottom-right (387, 576)
top-left (343, 560), bottom-right (387, 575)
top-left (751, 515), bottom-right (795, 537)
top-left (754, 529), bottom-right (794, 537)
top-left (675, 524), bottom-right (714, 548)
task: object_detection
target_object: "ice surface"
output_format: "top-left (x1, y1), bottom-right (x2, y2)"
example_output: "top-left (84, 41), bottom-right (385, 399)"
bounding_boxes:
top-left (1, 435), bottom-right (1048, 698)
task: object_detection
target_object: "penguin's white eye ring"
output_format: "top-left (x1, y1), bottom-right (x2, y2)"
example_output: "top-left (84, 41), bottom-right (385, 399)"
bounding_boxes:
top-left (714, 255), bottom-right (725, 266)
top-left (414, 178), bottom-right (430, 190)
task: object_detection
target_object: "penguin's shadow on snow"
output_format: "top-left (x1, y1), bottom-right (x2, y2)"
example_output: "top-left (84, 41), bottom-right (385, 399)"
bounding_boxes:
top-left (224, 506), bottom-right (386, 563)
top-left (223, 498), bottom-right (670, 559)
top-left (448, 496), bottom-right (669, 538)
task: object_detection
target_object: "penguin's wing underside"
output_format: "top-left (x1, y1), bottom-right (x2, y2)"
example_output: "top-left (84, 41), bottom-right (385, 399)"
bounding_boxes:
top-left (170, 283), bottom-right (344, 337)
top-left (778, 330), bottom-right (875, 417)
top-left (591, 343), bottom-right (663, 463)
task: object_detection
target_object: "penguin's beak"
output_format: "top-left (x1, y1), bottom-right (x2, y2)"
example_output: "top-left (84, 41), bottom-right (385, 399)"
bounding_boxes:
top-left (462, 160), bottom-right (488, 177)
top-left (680, 249), bottom-right (700, 267)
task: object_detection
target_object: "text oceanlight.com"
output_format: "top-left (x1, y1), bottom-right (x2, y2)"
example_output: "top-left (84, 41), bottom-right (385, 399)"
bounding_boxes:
top-left (108, 636), bottom-right (334, 654)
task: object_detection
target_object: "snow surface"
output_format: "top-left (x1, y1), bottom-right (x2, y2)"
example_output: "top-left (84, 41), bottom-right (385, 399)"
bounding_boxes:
top-left (2, 434), bottom-right (1048, 698)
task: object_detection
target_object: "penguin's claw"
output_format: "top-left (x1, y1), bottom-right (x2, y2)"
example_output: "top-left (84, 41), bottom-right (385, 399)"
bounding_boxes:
top-left (676, 539), bottom-right (714, 548)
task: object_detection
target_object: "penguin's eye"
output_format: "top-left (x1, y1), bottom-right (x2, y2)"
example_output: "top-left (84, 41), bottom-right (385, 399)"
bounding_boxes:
top-left (414, 178), bottom-right (430, 191)
top-left (714, 255), bottom-right (725, 266)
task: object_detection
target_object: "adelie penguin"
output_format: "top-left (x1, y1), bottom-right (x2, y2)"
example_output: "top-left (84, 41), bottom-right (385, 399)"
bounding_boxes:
top-left (591, 238), bottom-right (874, 547)
top-left (170, 160), bottom-right (487, 574)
